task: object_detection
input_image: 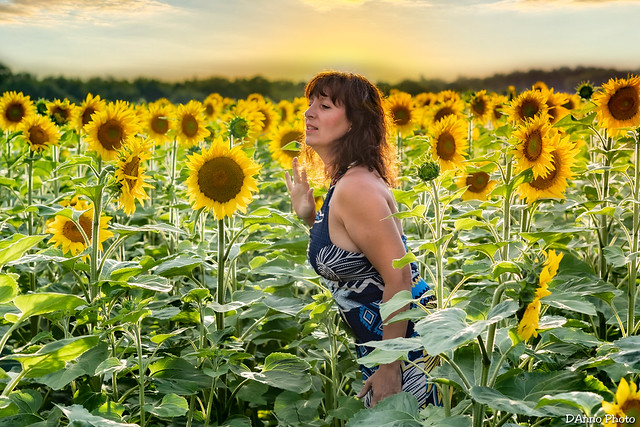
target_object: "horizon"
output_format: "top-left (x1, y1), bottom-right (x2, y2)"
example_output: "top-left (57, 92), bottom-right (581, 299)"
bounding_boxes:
top-left (2, 0), bottom-right (640, 84)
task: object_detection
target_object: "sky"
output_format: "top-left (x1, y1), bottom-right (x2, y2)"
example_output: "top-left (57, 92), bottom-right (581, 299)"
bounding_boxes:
top-left (1, 0), bottom-right (640, 84)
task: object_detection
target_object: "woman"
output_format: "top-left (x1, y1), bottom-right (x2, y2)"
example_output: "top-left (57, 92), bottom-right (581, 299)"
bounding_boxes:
top-left (285, 71), bottom-right (439, 408)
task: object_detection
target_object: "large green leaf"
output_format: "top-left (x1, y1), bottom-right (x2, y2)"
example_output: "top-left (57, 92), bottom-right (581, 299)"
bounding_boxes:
top-left (7, 335), bottom-right (99, 378)
top-left (610, 335), bottom-right (640, 369)
top-left (273, 390), bottom-right (322, 426)
top-left (148, 357), bottom-right (211, 395)
top-left (143, 393), bottom-right (188, 418)
top-left (153, 256), bottom-right (203, 278)
top-left (240, 352), bottom-right (311, 393)
top-left (57, 404), bottom-right (138, 427)
top-left (356, 337), bottom-right (421, 367)
top-left (346, 392), bottom-right (420, 427)
top-left (0, 235), bottom-right (46, 268)
top-left (0, 273), bottom-right (18, 304)
top-left (537, 392), bottom-right (603, 416)
top-left (6, 293), bottom-right (85, 323)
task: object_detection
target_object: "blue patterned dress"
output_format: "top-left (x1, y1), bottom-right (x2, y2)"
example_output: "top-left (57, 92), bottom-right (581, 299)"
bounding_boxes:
top-left (307, 176), bottom-right (440, 409)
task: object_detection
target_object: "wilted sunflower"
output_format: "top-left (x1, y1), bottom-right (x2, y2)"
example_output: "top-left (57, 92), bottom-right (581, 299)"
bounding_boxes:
top-left (114, 137), bottom-right (153, 215)
top-left (143, 101), bottom-right (174, 146)
top-left (74, 93), bottom-right (106, 135)
top-left (268, 121), bottom-right (304, 169)
top-left (517, 134), bottom-right (579, 203)
top-left (506, 89), bottom-right (549, 124)
top-left (456, 170), bottom-right (496, 201)
top-left (175, 100), bottom-right (210, 148)
top-left (222, 100), bottom-right (264, 141)
top-left (469, 90), bottom-right (491, 124)
top-left (593, 75), bottom-right (640, 136)
top-left (185, 140), bottom-right (261, 219)
top-left (430, 115), bottom-right (468, 171)
top-left (85, 101), bottom-right (140, 161)
top-left (19, 114), bottom-right (60, 152)
top-left (46, 197), bottom-right (114, 256)
top-left (0, 91), bottom-right (36, 132)
top-left (602, 378), bottom-right (640, 427)
top-left (512, 115), bottom-right (557, 178)
top-left (517, 249), bottom-right (562, 341)
top-left (47, 98), bottom-right (75, 127)
top-left (386, 91), bottom-right (417, 136)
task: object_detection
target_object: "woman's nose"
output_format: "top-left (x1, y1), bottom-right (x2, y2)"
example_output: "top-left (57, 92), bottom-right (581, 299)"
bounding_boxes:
top-left (305, 105), bottom-right (314, 119)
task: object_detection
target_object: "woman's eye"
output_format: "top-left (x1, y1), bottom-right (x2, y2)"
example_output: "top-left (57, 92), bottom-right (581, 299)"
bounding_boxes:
top-left (321, 104), bottom-right (330, 109)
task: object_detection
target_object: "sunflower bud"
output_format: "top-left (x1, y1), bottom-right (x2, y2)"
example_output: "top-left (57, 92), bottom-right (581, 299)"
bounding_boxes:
top-left (228, 116), bottom-right (250, 139)
top-left (417, 160), bottom-right (440, 183)
top-left (577, 82), bottom-right (594, 100)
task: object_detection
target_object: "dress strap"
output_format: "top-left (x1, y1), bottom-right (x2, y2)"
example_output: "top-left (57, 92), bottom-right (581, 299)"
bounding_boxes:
top-left (331, 162), bottom-right (357, 186)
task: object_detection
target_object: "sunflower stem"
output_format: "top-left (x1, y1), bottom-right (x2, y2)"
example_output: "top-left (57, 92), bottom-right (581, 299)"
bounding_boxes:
top-left (169, 138), bottom-right (179, 254)
top-left (216, 218), bottom-right (225, 331)
top-left (502, 158), bottom-right (513, 261)
top-left (26, 149), bottom-right (39, 338)
top-left (628, 134), bottom-right (640, 336)
top-left (89, 166), bottom-right (105, 304)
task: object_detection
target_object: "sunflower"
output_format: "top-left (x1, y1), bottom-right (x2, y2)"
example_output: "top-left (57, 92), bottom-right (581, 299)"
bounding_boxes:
top-left (114, 137), bottom-right (153, 215)
top-left (544, 89), bottom-right (570, 125)
top-left (47, 98), bottom-right (75, 127)
top-left (276, 99), bottom-right (295, 124)
top-left (386, 91), bottom-right (417, 136)
top-left (593, 75), bottom-right (640, 136)
top-left (602, 378), bottom-right (640, 427)
top-left (427, 98), bottom-right (466, 127)
top-left (576, 81), bottom-right (595, 101)
top-left (18, 114), bottom-right (60, 152)
top-left (414, 92), bottom-right (437, 108)
top-left (175, 100), bottom-right (210, 148)
top-left (562, 93), bottom-right (582, 111)
top-left (143, 101), bottom-right (174, 146)
top-left (436, 90), bottom-right (461, 104)
top-left (268, 121), bottom-right (304, 169)
top-left (505, 89), bottom-right (549, 124)
top-left (517, 250), bottom-right (562, 341)
top-left (456, 169), bottom-right (497, 201)
top-left (469, 90), bottom-right (491, 124)
top-left (74, 93), bottom-right (106, 135)
top-left (532, 81), bottom-right (548, 92)
top-left (85, 101), bottom-right (140, 161)
top-left (0, 91), bottom-right (36, 132)
top-left (517, 134), bottom-right (579, 203)
top-left (248, 97), bottom-right (278, 136)
top-left (512, 115), bottom-right (557, 178)
top-left (185, 139), bottom-right (261, 219)
top-left (430, 115), bottom-right (468, 171)
top-left (489, 95), bottom-right (508, 124)
top-left (203, 93), bottom-right (224, 122)
top-left (222, 100), bottom-right (264, 141)
top-left (46, 197), bottom-right (114, 256)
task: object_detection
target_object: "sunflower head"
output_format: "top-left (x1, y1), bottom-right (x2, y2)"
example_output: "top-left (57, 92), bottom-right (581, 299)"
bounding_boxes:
top-left (85, 101), bottom-right (140, 161)
top-left (386, 91), bottom-right (416, 136)
top-left (427, 99), bottom-right (465, 128)
top-left (47, 99), bottom-right (75, 126)
top-left (19, 114), bottom-right (60, 152)
top-left (268, 121), bottom-right (304, 169)
top-left (430, 115), bottom-right (468, 171)
top-left (457, 169), bottom-right (496, 201)
top-left (602, 378), bottom-right (640, 427)
top-left (417, 159), bottom-right (440, 183)
top-left (593, 75), bottom-right (640, 136)
top-left (114, 137), bottom-right (153, 215)
top-left (512, 114), bottom-right (557, 178)
top-left (576, 81), bottom-right (595, 100)
top-left (223, 100), bottom-right (264, 141)
top-left (144, 101), bottom-right (174, 145)
top-left (0, 91), bottom-right (36, 132)
top-left (469, 90), bottom-right (491, 124)
top-left (185, 139), bottom-right (261, 219)
top-left (74, 93), bottom-right (106, 134)
top-left (203, 93), bottom-right (224, 121)
top-left (506, 89), bottom-right (550, 124)
top-left (175, 100), bottom-right (210, 147)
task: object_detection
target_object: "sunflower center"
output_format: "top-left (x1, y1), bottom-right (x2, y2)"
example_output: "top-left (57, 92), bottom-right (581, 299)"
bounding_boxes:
top-left (619, 397), bottom-right (640, 426)
top-left (123, 156), bottom-right (140, 190)
top-left (151, 116), bottom-right (169, 135)
top-left (62, 214), bottom-right (93, 243)
top-left (197, 157), bottom-right (245, 203)
top-left (28, 125), bottom-right (49, 146)
top-left (82, 107), bottom-right (97, 126)
top-left (281, 130), bottom-right (303, 157)
top-left (393, 107), bottom-right (411, 126)
top-left (6, 102), bottom-right (25, 123)
top-left (466, 172), bottom-right (489, 193)
top-left (205, 104), bottom-right (214, 116)
top-left (608, 86), bottom-right (639, 121)
top-left (52, 106), bottom-right (70, 124)
top-left (434, 107), bottom-right (454, 123)
top-left (229, 117), bottom-right (250, 139)
top-left (524, 131), bottom-right (543, 161)
top-left (97, 119), bottom-right (124, 151)
top-left (181, 114), bottom-right (199, 137)
top-left (436, 132), bottom-right (456, 160)
top-left (520, 100), bottom-right (540, 120)
top-left (472, 99), bottom-right (487, 116)
top-left (530, 152), bottom-right (560, 190)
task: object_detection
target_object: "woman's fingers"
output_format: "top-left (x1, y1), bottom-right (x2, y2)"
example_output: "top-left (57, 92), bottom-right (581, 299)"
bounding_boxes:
top-left (356, 377), bottom-right (372, 399)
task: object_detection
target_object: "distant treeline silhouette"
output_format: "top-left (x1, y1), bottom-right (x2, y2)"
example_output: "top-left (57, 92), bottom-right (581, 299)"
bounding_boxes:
top-left (1, 63), bottom-right (638, 103)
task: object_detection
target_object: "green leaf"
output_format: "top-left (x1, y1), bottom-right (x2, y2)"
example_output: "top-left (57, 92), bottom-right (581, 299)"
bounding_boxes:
top-left (542, 291), bottom-right (597, 316)
top-left (154, 256), bottom-right (203, 278)
top-left (240, 352), bottom-right (311, 393)
top-left (274, 390), bottom-right (322, 426)
top-left (357, 337), bottom-right (421, 367)
top-left (537, 392), bottom-right (603, 416)
top-left (492, 261), bottom-right (520, 278)
top-left (144, 393), bottom-right (188, 418)
top-left (454, 218), bottom-right (487, 231)
top-left (57, 404), bottom-right (138, 427)
top-left (7, 335), bottom-right (99, 378)
top-left (610, 335), bottom-right (640, 369)
top-left (0, 235), bottom-right (46, 268)
top-left (8, 389), bottom-right (42, 414)
top-left (263, 295), bottom-right (307, 316)
top-left (281, 140), bottom-right (300, 152)
top-left (389, 204), bottom-right (426, 219)
top-left (346, 392), bottom-right (420, 427)
top-left (241, 208), bottom-right (293, 226)
top-left (110, 222), bottom-right (187, 236)
top-left (13, 293), bottom-right (85, 321)
top-left (392, 252), bottom-right (417, 269)
top-left (380, 290), bottom-right (414, 323)
top-left (0, 273), bottom-right (18, 304)
top-left (94, 358), bottom-right (128, 377)
top-left (418, 233), bottom-right (453, 255)
top-left (151, 327), bottom-right (189, 345)
top-left (470, 386), bottom-right (547, 417)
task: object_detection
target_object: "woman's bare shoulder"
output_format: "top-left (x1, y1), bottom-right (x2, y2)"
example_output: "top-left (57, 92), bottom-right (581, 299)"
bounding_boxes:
top-left (334, 166), bottom-right (390, 205)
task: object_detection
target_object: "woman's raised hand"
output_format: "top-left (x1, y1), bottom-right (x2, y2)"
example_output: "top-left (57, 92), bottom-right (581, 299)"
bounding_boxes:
top-left (285, 157), bottom-right (316, 227)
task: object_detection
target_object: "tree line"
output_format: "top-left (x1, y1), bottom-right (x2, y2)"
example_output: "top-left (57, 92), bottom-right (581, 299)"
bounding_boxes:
top-left (1, 62), bottom-right (638, 103)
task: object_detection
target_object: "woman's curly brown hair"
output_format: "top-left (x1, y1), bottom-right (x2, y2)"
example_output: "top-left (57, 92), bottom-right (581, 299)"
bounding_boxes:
top-left (302, 71), bottom-right (398, 187)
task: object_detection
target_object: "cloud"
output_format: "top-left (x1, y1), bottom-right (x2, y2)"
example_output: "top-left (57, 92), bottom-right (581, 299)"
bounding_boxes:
top-left (298, 0), bottom-right (432, 12)
top-left (482, 0), bottom-right (640, 10)
top-left (0, 0), bottom-right (174, 25)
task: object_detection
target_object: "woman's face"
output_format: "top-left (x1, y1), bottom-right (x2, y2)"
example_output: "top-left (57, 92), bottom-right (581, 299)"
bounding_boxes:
top-left (304, 93), bottom-right (351, 152)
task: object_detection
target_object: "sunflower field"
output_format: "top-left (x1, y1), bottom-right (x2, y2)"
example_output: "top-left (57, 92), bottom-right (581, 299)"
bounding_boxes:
top-left (0, 76), bottom-right (639, 427)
